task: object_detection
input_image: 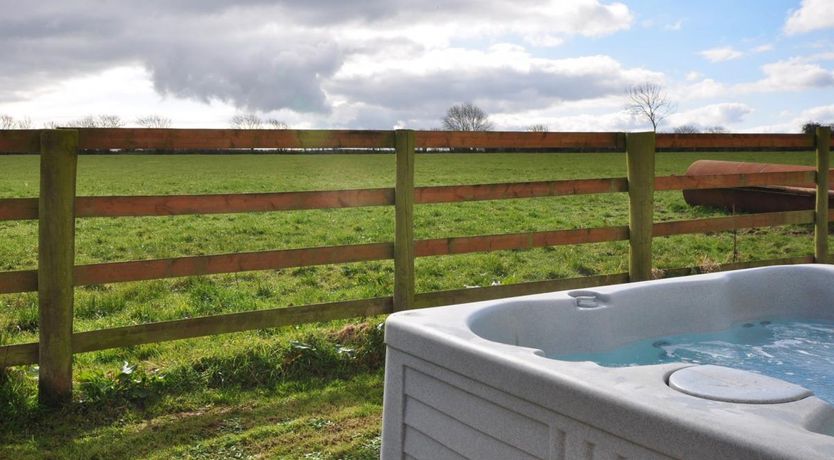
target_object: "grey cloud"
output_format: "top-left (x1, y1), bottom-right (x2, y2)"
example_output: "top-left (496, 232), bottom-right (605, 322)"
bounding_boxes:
top-left (0, 0), bottom-right (634, 118)
top-left (0, 2), bottom-right (346, 112)
top-left (145, 32), bottom-right (343, 113)
top-left (330, 67), bottom-right (636, 115)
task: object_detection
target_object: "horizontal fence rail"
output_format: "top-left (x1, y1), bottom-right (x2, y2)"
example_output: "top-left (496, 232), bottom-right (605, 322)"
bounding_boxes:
top-left (73, 243), bottom-right (394, 285)
top-left (79, 129), bottom-right (398, 150)
top-left (0, 270), bottom-right (37, 294)
top-left (0, 296), bottom-right (394, 367)
top-left (4, 171), bottom-right (832, 222)
top-left (0, 130), bottom-right (41, 153)
top-left (653, 210), bottom-right (815, 237)
top-left (415, 227), bottom-right (630, 257)
top-left (1, 127), bottom-right (831, 405)
top-left (413, 131), bottom-right (626, 150)
top-left (655, 133), bottom-right (816, 150)
top-left (415, 178), bottom-right (629, 203)
top-left (3, 129), bottom-right (834, 154)
top-left (72, 189), bottom-right (396, 218)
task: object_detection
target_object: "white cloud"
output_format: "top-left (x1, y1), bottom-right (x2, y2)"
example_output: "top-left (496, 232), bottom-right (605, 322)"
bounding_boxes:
top-left (745, 104), bottom-right (834, 133)
top-left (665, 20), bottom-right (684, 31)
top-left (675, 78), bottom-right (727, 100)
top-left (496, 107), bottom-right (643, 132)
top-left (677, 56), bottom-right (834, 100)
top-left (785, 0), bottom-right (834, 35)
top-left (329, 46), bottom-right (662, 127)
top-left (801, 105), bottom-right (834, 122)
top-left (699, 46), bottom-right (743, 62)
top-left (740, 57), bottom-right (834, 92)
top-left (0, 66), bottom-right (242, 128)
top-left (752, 44), bottom-right (773, 53)
top-left (668, 103), bottom-right (753, 129)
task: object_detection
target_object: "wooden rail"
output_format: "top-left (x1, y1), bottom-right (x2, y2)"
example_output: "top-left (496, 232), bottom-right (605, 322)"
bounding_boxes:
top-left (0, 297), bottom-right (393, 367)
top-left (415, 227), bottom-right (629, 257)
top-left (73, 243), bottom-right (394, 285)
top-left (0, 130), bottom-right (40, 153)
top-left (653, 210), bottom-right (814, 236)
top-left (413, 131), bottom-right (625, 150)
top-left (78, 129), bottom-right (397, 150)
top-left (1, 127), bottom-right (832, 404)
top-left (1, 171), bottom-right (825, 222)
top-left (655, 133), bottom-right (815, 150)
top-left (73, 189), bottom-right (395, 218)
top-left (0, 270), bottom-right (37, 294)
top-left (4, 129), bottom-right (834, 154)
top-left (415, 178), bottom-right (628, 203)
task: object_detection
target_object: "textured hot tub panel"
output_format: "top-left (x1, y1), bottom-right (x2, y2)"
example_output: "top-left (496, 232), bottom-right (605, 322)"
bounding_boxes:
top-left (383, 348), bottom-right (669, 460)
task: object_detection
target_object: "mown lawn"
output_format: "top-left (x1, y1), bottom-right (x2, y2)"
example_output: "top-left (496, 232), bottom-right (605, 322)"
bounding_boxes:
top-left (0, 150), bottom-right (823, 458)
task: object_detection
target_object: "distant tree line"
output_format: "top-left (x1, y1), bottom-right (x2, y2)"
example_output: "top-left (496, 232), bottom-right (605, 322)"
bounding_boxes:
top-left (671, 124), bottom-right (728, 134)
top-left (0, 113), bottom-right (291, 130)
top-left (229, 113), bottom-right (287, 129)
top-left (802, 121), bottom-right (834, 135)
top-left (0, 114), bottom-right (32, 129)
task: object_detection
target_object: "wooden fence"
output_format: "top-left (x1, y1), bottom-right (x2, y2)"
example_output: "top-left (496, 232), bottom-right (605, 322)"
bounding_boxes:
top-left (0, 127), bottom-right (832, 405)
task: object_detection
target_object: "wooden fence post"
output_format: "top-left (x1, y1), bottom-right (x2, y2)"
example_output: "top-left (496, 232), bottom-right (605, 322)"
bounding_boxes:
top-left (38, 129), bottom-right (78, 406)
top-left (815, 126), bottom-right (831, 264)
top-left (394, 130), bottom-right (416, 312)
top-left (626, 132), bottom-right (655, 281)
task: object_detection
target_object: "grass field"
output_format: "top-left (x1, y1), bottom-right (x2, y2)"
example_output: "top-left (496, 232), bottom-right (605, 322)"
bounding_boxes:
top-left (0, 150), bottom-right (823, 458)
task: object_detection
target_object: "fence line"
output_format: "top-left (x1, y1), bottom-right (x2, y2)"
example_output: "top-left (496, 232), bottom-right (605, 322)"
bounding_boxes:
top-left (0, 127), bottom-right (831, 405)
top-left (4, 130), bottom-right (834, 153)
top-left (3, 170), bottom-right (830, 222)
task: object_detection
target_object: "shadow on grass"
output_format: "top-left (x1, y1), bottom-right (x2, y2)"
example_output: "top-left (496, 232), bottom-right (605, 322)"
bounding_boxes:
top-left (1, 372), bottom-right (384, 459)
top-left (0, 322), bottom-right (386, 458)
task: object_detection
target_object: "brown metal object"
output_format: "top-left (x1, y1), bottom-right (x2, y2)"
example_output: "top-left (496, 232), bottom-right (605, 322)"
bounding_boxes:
top-left (682, 160), bottom-right (834, 213)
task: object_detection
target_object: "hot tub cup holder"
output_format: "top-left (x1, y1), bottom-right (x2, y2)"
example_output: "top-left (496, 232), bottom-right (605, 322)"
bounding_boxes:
top-left (567, 290), bottom-right (610, 309)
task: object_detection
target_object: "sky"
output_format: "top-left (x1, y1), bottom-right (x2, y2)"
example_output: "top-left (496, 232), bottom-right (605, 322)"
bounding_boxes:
top-left (0, 0), bottom-right (832, 132)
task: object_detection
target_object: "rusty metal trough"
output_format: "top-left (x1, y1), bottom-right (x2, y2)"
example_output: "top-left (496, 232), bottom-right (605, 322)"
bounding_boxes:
top-left (683, 160), bottom-right (833, 213)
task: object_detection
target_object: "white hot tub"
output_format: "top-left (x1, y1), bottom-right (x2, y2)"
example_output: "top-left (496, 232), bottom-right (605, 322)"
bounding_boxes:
top-left (381, 265), bottom-right (834, 459)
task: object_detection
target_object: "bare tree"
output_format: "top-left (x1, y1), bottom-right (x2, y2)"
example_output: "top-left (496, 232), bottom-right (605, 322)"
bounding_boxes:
top-left (1, 114), bottom-right (17, 129)
top-left (65, 114), bottom-right (124, 128)
top-left (442, 103), bottom-right (494, 131)
top-left (704, 125), bottom-right (728, 133)
top-left (673, 124), bottom-right (700, 134)
top-left (527, 124), bottom-right (548, 132)
top-left (136, 115), bottom-right (172, 128)
top-left (230, 113), bottom-right (263, 129)
top-left (67, 115), bottom-right (100, 127)
top-left (0, 114), bottom-right (32, 129)
top-left (266, 118), bottom-right (288, 129)
top-left (97, 114), bottom-right (124, 128)
top-left (626, 82), bottom-right (675, 131)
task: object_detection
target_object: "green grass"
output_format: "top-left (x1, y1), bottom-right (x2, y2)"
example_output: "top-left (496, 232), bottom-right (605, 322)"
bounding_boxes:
top-left (0, 150), bottom-right (824, 458)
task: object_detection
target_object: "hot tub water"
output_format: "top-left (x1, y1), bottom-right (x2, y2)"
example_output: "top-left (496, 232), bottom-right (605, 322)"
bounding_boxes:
top-left (557, 317), bottom-right (834, 404)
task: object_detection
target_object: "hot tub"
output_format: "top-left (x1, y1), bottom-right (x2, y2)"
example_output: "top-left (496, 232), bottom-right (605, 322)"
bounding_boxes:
top-left (381, 265), bottom-right (834, 459)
